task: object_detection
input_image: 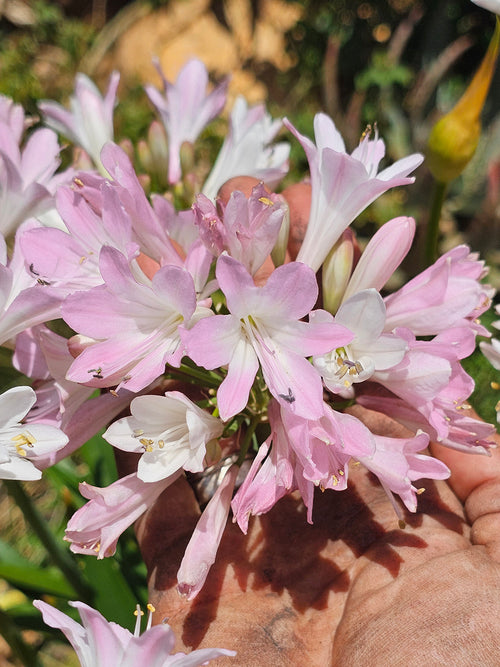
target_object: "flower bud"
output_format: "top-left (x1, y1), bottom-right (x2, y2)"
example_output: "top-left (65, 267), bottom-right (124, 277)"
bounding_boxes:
top-left (322, 229), bottom-right (354, 314)
top-left (427, 17), bottom-right (500, 183)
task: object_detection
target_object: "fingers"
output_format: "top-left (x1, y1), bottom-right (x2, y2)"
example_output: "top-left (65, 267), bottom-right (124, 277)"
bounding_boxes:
top-left (430, 415), bottom-right (500, 562)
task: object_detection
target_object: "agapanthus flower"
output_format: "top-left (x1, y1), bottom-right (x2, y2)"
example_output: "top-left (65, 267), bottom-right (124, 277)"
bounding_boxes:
top-left (34, 599), bottom-right (236, 666)
top-left (40, 71), bottom-right (120, 174)
top-left (12, 325), bottom-right (135, 467)
top-left (0, 386), bottom-right (68, 480)
top-left (103, 391), bottom-right (224, 482)
top-left (193, 182), bottom-right (285, 275)
top-left (145, 58), bottom-right (228, 184)
top-left (182, 254), bottom-right (352, 421)
top-left (65, 472), bottom-right (179, 559)
top-left (284, 113), bottom-right (423, 271)
top-left (0, 226), bottom-right (61, 347)
top-left (358, 430), bottom-right (450, 517)
top-left (62, 246), bottom-right (210, 393)
top-left (0, 109), bottom-right (67, 237)
top-left (19, 182), bottom-right (140, 294)
top-left (177, 464), bottom-right (239, 600)
top-left (231, 399), bottom-right (375, 528)
top-left (202, 96), bottom-right (290, 200)
top-left (312, 289), bottom-right (408, 396)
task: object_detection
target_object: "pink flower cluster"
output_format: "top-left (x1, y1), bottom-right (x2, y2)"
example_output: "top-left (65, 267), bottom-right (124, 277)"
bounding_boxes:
top-left (0, 58), bottom-right (496, 654)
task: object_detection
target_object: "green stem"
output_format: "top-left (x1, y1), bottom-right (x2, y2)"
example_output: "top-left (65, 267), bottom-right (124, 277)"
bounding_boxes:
top-left (424, 179), bottom-right (448, 268)
top-left (0, 607), bottom-right (41, 667)
top-left (236, 414), bottom-right (262, 467)
top-left (167, 363), bottom-right (222, 388)
top-left (4, 480), bottom-right (93, 603)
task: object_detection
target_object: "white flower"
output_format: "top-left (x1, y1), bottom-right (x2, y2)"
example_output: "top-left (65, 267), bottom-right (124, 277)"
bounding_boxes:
top-left (202, 96), bottom-right (289, 201)
top-left (313, 289), bottom-right (407, 396)
top-left (0, 386), bottom-right (68, 479)
top-left (103, 391), bottom-right (224, 482)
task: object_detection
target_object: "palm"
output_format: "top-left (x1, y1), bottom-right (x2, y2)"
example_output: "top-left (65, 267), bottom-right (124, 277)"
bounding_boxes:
top-left (134, 406), bottom-right (500, 665)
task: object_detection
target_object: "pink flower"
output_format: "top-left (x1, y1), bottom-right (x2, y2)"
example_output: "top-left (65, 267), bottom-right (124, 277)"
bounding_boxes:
top-left (19, 182), bottom-right (140, 293)
top-left (145, 59), bottom-right (228, 184)
top-left (0, 115), bottom-right (66, 237)
top-left (63, 246), bottom-right (207, 392)
top-left (182, 254), bottom-right (352, 421)
top-left (40, 71), bottom-right (120, 174)
top-left (384, 245), bottom-right (493, 335)
top-left (34, 599), bottom-right (236, 666)
top-left (177, 464), bottom-right (238, 600)
top-left (284, 114), bottom-right (423, 271)
top-left (104, 391), bottom-right (224, 482)
top-left (358, 430), bottom-right (450, 517)
top-left (232, 400), bottom-right (375, 528)
top-left (341, 216), bottom-right (416, 302)
top-left (65, 472), bottom-right (179, 559)
top-left (0, 226), bottom-right (61, 347)
top-left (202, 96), bottom-right (289, 200)
top-left (193, 183), bottom-right (285, 275)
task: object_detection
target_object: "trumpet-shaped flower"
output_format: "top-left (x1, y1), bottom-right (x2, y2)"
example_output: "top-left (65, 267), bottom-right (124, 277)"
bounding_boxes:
top-left (13, 325), bottom-right (135, 467)
top-left (40, 72), bottom-right (119, 174)
top-left (182, 254), bottom-right (352, 421)
top-left (313, 289), bottom-right (408, 395)
top-left (34, 599), bottom-right (236, 666)
top-left (145, 58), bottom-right (228, 184)
top-left (0, 386), bottom-right (68, 480)
top-left (63, 246), bottom-right (208, 392)
top-left (177, 464), bottom-right (238, 600)
top-left (0, 115), bottom-right (66, 237)
top-left (358, 431), bottom-right (450, 517)
top-left (284, 113), bottom-right (423, 271)
top-left (202, 96), bottom-right (289, 200)
top-left (384, 245), bottom-right (493, 335)
top-left (0, 227), bottom-right (62, 347)
top-left (193, 182), bottom-right (285, 275)
top-left (19, 182), bottom-right (140, 293)
top-left (104, 391), bottom-right (224, 482)
top-left (65, 472), bottom-right (179, 559)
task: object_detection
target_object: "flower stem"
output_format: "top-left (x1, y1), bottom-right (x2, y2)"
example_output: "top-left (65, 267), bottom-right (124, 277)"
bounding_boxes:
top-left (4, 480), bottom-right (93, 603)
top-left (167, 362), bottom-right (222, 388)
top-left (424, 179), bottom-right (447, 268)
top-left (236, 414), bottom-right (262, 467)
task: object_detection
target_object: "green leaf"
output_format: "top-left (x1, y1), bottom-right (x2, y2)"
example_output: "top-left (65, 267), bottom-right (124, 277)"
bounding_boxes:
top-left (0, 563), bottom-right (76, 597)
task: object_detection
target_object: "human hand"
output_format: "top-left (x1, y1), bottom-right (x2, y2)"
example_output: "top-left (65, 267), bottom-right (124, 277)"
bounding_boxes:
top-left (133, 405), bottom-right (500, 666)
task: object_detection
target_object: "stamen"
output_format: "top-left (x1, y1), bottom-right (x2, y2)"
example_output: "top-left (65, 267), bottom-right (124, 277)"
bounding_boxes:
top-left (258, 196), bottom-right (275, 206)
top-left (146, 603), bottom-right (155, 631)
top-left (12, 432), bottom-right (36, 456)
top-left (133, 605), bottom-right (144, 636)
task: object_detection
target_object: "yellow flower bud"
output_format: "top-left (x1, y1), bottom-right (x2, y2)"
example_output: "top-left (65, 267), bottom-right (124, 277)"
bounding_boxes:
top-left (427, 17), bottom-right (500, 183)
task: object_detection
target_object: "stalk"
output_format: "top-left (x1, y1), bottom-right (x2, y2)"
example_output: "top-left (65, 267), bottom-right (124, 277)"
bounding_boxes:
top-left (4, 480), bottom-right (93, 603)
top-left (424, 179), bottom-right (447, 268)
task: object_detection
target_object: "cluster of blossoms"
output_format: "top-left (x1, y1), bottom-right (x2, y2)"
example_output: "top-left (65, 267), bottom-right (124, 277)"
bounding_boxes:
top-left (0, 46), bottom-right (497, 661)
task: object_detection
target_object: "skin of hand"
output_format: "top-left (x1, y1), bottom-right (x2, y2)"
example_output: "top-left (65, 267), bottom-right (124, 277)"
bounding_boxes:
top-left (127, 178), bottom-right (500, 665)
